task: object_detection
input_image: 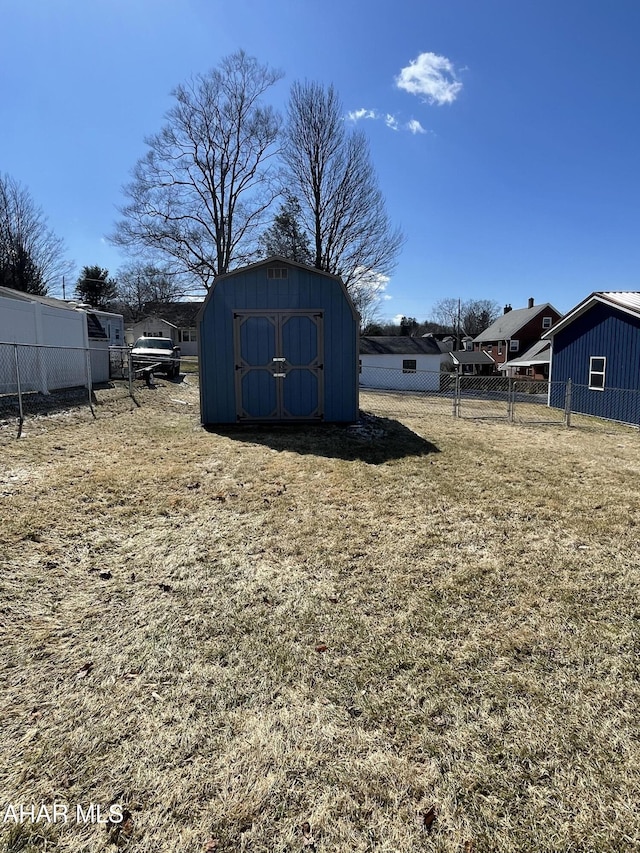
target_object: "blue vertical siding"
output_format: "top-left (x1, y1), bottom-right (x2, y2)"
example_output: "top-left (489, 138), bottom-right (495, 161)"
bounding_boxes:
top-left (198, 262), bottom-right (358, 424)
top-left (550, 302), bottom-right (640, 421)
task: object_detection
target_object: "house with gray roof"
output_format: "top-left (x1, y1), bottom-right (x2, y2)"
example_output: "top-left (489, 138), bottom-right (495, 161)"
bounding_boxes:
top-left (125, 301), bottom-right (203, 356)
top-left (359, 336), bottom-right (449, 391)
top-left (448, 349), bottom-right (496, 375)
top-left (473, 298), bottom-right (562, 373)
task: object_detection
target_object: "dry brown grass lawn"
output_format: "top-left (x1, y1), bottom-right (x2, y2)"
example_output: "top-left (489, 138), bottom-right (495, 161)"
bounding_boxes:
top-left (1, 379), bottom-right (639, 852)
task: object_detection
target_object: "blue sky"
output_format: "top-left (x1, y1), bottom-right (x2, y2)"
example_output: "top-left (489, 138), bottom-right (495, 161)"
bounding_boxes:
top-left (3, 0), bottom-right (640, 320)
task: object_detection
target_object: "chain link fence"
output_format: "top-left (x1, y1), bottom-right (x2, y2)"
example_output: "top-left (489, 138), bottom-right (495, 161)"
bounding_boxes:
top-left (2, 347), bottom-right (639, 438)
top-left (360, 367), bottom-right (640, 432)
top-left (0, 342), bottom-right (200, 438)
top-left (1, 342), bottom-right (95, 435)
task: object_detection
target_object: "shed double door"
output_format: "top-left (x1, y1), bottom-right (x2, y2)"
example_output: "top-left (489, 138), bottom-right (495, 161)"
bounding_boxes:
top-left (233, 310), bottom-right (324, 421)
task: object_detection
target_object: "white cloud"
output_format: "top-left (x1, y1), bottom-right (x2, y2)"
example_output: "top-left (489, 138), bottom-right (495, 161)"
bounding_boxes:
top-left (346, 108), bottom-right (427, 135)
top-left (396, 52), bottom-right (462, 105)
top-left (392, 313), bottom-right (405, 325)
top-left (346, 108), bottom-right (377, 122)
top-left (351, 268), bottom-right (390, 294)
top-left (406, 119), bottom-right (426, 134)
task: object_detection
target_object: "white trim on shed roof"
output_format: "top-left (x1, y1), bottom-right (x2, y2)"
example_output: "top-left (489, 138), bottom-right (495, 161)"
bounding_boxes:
top-left (542, 291), bottom-right (640, 339)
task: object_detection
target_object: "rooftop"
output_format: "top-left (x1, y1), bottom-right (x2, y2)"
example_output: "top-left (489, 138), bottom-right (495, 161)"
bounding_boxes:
top-left (360, 336), bottom-right (443, 356)
top-left (473, 303), bottom-right (560, 342)
top-left (542, 291), bottom-right (640, 338)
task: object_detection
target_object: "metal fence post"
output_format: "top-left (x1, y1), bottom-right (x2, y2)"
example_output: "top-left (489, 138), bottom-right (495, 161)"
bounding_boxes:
top-left (14, 344), bottom-right (24, 437)
top-left (564, 378), bottom-right (572, 427)
top-left (454, 372), bottom-right (461, 418)
top-left (85, 348), bottom-right (96, 418)
top-left (508, 376), bottom-right (514, 422)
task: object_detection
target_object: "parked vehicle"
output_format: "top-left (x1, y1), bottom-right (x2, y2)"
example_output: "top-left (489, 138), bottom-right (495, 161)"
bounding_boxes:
top-left (130, 337), bottom-right (180, 378)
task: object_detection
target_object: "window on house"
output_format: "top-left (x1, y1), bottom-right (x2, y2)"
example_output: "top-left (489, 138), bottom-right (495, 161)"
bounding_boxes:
top-left (498, 341), bottom-right (503, 355)
top-left (542, 316), bottom-right (553, 329)
top-left (402, 359), bottom-right (417, 373)
top-left (589, 356), bottom-right (606, 390)
top-left (359, 359), bottom-right (362, 374)
top-left (509, 340), bottom-right (519, 352)
top-left (115, 329), bottom-right (120, 340)
top-left (178, 328), bottom-right (197, 343)
top-left (267, 267), bottom-right (288, 279)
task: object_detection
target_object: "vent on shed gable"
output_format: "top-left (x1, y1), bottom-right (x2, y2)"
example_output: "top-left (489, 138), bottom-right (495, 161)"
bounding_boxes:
top-left (267, 267), bottom-right (288, 280)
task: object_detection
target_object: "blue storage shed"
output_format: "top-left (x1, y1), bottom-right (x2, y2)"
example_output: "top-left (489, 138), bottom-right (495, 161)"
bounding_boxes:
top-left (197, 257), bottom-right (359, 425)
top-left (543, 291), bottom-right (640, 424)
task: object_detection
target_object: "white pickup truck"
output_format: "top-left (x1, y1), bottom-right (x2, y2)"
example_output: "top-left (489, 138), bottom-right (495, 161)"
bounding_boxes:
top-left (130, 337), bottom-right (181, 379)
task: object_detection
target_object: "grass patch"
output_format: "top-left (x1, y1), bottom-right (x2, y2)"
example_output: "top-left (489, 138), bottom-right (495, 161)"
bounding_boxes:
top-left (1, 380), bottom-right (639, 851)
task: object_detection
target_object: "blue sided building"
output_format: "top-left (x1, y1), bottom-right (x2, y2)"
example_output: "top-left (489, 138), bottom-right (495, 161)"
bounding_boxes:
top-left (196, 257), bottom-right (360, 425)
top-left (543, 291), bottom-right (640, 425)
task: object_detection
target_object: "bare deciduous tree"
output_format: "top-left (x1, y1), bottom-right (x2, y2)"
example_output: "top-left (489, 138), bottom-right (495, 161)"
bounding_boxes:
top-left (0, 173), bottom-right (72, 295)
top-left (347, 270), bottom-right (390, 331)
top-left (115, 262), bottom-right (187, 320)
top-left (111, 51), bottom-right (283, 291)
top-left (282, 81), bottom-right (404, 294)
top-left (431, 297), bottom-right (501, 340)
top-left (461, 299), bottom-right (502, 337)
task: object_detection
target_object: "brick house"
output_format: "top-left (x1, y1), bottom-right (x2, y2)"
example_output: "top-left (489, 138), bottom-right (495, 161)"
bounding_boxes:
top-left (472, 298), bottom-right (562, 372)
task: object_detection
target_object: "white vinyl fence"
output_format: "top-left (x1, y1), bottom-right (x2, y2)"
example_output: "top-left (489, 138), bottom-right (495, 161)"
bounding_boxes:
top-left (0, 342), bottom-right (138, 435)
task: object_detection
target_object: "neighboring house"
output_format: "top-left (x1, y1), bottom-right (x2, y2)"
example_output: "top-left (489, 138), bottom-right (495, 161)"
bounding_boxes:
top-left (126, 316), bottom-right (177, 346)
top-left (359, 336), bottom-right (449, 391)
top-left (497, 339), bottom-right (551, 379)
top-left (89, 309), bottom-right (124, 347)
top-left (473, 298), bottom-right (562, 371)
top-left (0, 286), bottom-right (122, 390)
top-left (448, 350), bottom-right (496, 375)
top-left (197, 256), bottom-right (359, 424)
top-left (125, 302), bottom-right (203, 356)
top-left (543, 291), bottom-right (640, 424)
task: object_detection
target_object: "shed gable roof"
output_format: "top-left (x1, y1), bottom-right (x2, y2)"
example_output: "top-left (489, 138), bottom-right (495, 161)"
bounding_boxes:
top-left (542, 291), bottom-right (640, 338)
top-left (196, 256), bottom-right (359, 323)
